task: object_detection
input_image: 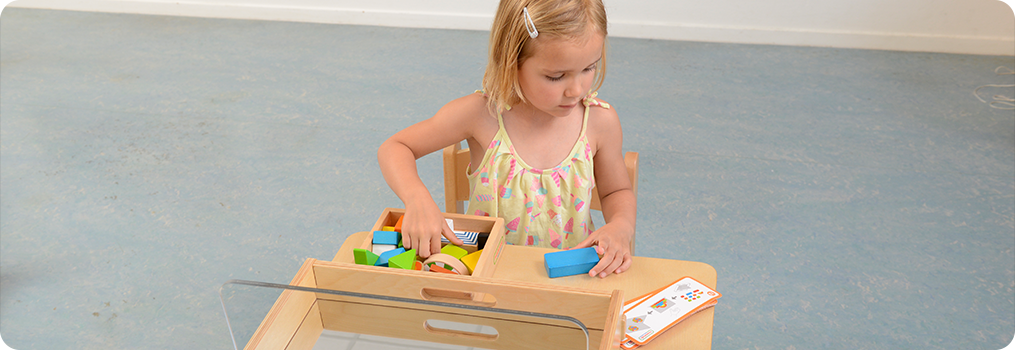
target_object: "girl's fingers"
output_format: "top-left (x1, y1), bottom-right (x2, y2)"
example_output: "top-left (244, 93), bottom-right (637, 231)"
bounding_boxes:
top-left (589, 245), bottom-right (615, 277)
top-left (429, 232), bottom-right (443, 256)
top-left (416, 236), bottom-right (430, 258)
top-left (615, 255), bottom-right (633, 274)
top-left (598, 253), bottom-right (626, 278)
top-left (443, 222), bottom-right (464, 246)
top-left (400, 235), bottom-right (409, 250)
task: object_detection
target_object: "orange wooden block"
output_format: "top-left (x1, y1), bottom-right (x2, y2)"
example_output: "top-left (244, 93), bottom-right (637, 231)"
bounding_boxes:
top-left (394, 215), bottom-right (404, 233)
top-left (428, 264), bottom-right (458, 274)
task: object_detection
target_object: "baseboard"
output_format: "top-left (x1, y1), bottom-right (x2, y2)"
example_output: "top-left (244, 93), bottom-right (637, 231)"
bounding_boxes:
top-left (609, 20), bottom-right (1015, 56)
top-left (5, 0), bottom-right (497, 31)
top-left (7, 0), bottom-right (1014, 56)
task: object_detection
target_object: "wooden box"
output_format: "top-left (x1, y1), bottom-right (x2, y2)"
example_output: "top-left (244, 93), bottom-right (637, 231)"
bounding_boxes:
top-left (242, 258), bottom-right (625, 350)
top-left (338, 208), bottom-right (508, 279)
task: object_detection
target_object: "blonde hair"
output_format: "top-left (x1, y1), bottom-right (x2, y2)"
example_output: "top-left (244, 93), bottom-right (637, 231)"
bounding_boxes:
top-left (482, 0), bottom-right (608, 115)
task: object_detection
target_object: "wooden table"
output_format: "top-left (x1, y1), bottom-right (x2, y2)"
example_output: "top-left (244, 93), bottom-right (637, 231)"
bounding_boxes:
top-left (334, 231), bottom-right (718, 349)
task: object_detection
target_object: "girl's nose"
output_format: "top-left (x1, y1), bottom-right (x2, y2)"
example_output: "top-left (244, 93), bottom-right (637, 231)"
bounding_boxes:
top-left (564, 77), bottom-right (583, 98)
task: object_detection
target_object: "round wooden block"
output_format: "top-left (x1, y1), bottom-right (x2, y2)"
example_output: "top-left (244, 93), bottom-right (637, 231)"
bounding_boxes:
top-left (422, 253), bottom-right (468, 275)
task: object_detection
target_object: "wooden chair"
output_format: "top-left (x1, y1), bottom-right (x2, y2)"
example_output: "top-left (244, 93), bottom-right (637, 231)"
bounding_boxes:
top-left (443, 143), bottom-right (638, 253)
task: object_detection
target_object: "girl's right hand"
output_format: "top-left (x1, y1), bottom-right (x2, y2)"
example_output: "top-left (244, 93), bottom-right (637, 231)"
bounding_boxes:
top-left (400, 201), bottom-right (463, 258)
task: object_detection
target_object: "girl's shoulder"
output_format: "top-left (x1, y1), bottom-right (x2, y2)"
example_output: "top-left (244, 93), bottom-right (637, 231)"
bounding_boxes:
top-left (586, 97), bottom-right (620, 130)
top-left (440, 92), bottom-right (494, 120)
top-left (585, 97), bottom-right (622, 154)
top-left (432, 92), bottom-right (499, 146)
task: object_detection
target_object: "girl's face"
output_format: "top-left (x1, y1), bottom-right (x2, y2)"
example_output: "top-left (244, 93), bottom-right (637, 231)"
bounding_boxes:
top-left (517, 30), bottom-right (604, 118)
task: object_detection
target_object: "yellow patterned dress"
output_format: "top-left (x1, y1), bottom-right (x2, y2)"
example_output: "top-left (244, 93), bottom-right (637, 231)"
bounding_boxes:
top-left (466, 93), bottom-right (611, 248)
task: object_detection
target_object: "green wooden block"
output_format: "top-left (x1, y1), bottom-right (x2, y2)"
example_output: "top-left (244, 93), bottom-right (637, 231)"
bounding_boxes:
top-left (353, 248), bottom-right (379, 266)
top-left (388, 249), bottom-right (418, 270)
top-left (440, 244), bottom-right (468, 260)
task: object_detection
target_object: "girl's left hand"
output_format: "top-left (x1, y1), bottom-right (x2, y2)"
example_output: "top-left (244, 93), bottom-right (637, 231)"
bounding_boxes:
top-left (573, 224), bottom-right (633, 278)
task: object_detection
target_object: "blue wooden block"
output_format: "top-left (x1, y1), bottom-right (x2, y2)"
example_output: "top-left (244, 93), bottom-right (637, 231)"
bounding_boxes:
top-left (372, 230), bottom-right (400, 246)
top-left (375, 247), bottom-right (406, 267)
top-left (544, 247), bottom-right (600, 278)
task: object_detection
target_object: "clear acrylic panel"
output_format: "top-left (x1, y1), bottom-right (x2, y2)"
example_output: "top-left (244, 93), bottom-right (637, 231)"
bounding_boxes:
top-left (220, 279), bottom-right (591, 350)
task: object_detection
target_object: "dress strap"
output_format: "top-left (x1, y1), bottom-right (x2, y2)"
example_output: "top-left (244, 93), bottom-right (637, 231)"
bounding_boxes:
top-left (582, 91), bottom-right (611, 109)
top-left (478, 90), bottom-right (509, 130)
top-left (479, 89), bottom-right (603, 110)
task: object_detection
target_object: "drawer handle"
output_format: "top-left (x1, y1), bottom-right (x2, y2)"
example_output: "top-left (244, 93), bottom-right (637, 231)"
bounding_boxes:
top-left (420, 287), bottom-right (497, 307)
top-left (424, 319), bottom-right (499, 341)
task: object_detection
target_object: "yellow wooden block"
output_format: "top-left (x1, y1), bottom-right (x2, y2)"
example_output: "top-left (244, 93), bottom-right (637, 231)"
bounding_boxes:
top-left (460, 249), bottom-right (482, 274)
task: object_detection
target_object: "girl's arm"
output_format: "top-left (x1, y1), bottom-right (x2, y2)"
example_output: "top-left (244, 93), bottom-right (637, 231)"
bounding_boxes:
top-left (377, 95), bottom-right (485, 257)
top-left (574, 104), bottom-right (637, 278)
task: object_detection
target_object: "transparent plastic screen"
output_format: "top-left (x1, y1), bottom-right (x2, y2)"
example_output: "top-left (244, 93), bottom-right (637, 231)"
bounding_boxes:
top-left (220, 279), bottom-right (592, 350)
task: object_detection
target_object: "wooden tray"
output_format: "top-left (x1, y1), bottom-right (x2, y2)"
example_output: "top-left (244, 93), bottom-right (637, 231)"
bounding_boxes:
top-left (243, 258), bottom-right (625, 350)
top-left (336, 208), bottom-right (507, 279)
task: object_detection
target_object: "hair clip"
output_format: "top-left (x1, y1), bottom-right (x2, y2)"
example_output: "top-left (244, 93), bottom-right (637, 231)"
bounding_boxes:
top-left (523, 7), bottom-right (539, 39)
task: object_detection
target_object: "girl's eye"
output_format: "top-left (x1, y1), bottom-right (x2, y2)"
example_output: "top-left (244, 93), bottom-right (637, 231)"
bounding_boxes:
top-left (584, 65), bottom-right (596, 72)
top-left (547, 74), bottom-right (564, 82)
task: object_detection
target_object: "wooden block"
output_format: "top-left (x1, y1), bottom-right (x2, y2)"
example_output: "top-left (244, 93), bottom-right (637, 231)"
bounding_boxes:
top-left (375, 247), bottom-right (406, 267)
top-left (353, 248), bottom-right (379, 266)
top-left (372, 230), bottom-right (400, 245)
top-left (544, 247), bottom-right (600, 278)
top-left (372, 244), bottom-right (396, 256)
top-left (460, 249), bottom-right (482, 274)
top-left (440, 244), bottom-right (468, 260)
top-left (382, 226), bottom-right (396, 231)
top-left (394, 214), bottom-right (404, 232)
top-left (427, 264), bottom-right (458, 274)
top-left (423, 254), bottom-right (469, 275)
top-left (441, 231), bottom-right (480, 245)
top-left (388, 249), bottom-right (418, 270)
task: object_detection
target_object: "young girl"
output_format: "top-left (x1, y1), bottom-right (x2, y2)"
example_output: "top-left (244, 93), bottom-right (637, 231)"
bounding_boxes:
top-left (378, 0), bottom-right (636, 278)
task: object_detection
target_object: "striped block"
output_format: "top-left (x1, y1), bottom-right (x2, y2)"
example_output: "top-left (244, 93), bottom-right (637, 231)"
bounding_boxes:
top-left (441, 231), bottom-right (479, 245)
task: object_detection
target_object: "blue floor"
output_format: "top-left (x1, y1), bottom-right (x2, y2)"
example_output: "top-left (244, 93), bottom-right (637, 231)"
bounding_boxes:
top-left (1, 8), bottom-right (1013, 350)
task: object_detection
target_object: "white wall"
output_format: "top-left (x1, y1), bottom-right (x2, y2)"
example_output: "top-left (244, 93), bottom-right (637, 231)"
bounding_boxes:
top-left (7, 0), bottom-right (1015, 55)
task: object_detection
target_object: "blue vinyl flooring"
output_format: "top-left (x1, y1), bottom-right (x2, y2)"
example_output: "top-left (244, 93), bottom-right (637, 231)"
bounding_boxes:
top-left (1, 8), bottom-right (1014, 350)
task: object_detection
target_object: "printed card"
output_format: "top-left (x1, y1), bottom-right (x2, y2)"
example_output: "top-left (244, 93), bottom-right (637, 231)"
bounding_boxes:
top-left (622, 276), bottom-right (721, 346)
top-left (620, 338), bottom-right (640, 350)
